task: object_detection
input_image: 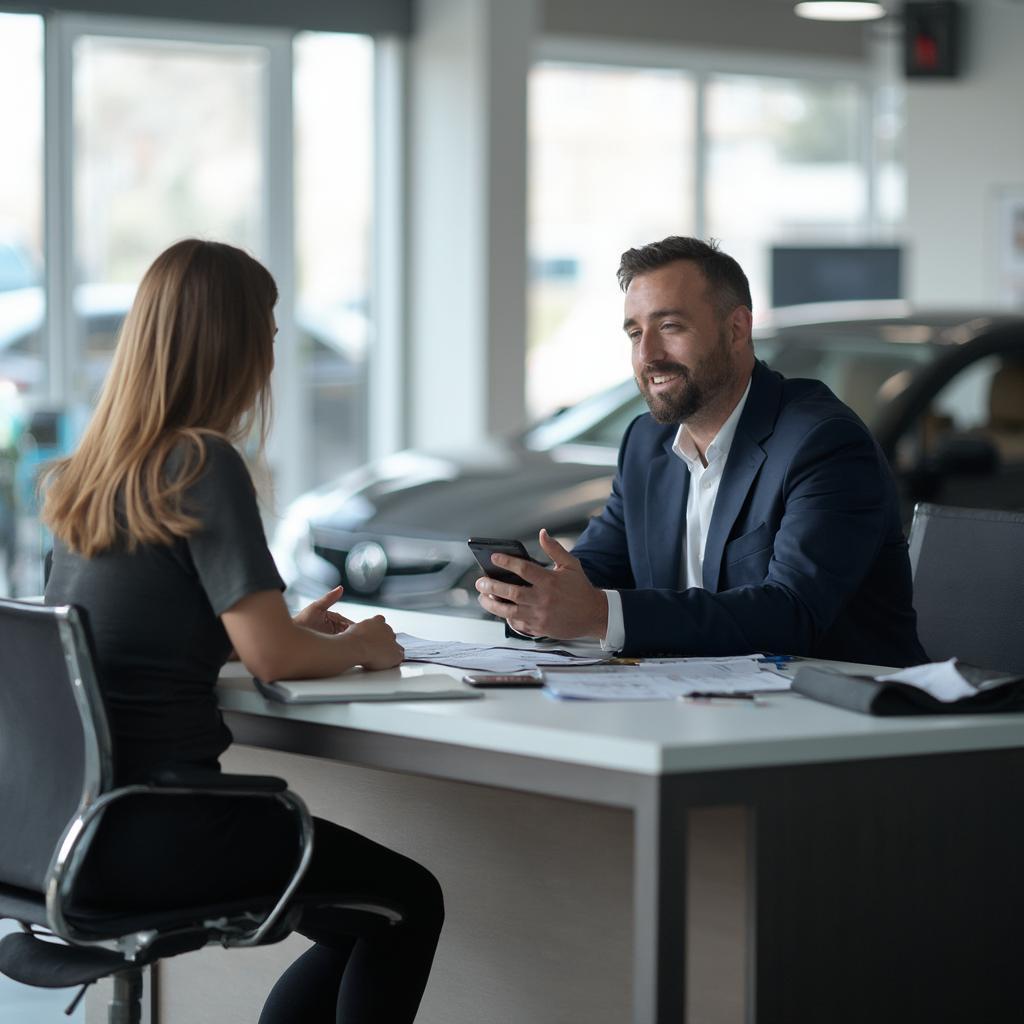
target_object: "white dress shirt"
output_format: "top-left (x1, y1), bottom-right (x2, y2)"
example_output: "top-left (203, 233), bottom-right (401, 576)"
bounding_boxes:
top-left (601, 378), bottom-right (752, 651)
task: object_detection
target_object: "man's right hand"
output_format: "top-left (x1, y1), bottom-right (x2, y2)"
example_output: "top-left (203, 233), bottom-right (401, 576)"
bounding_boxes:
top-left (475, 528), bottom-right (608, 640)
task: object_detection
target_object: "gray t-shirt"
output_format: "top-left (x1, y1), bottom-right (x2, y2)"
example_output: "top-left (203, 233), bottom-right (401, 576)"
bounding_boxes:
top-left (45, 437), bottom-right (284, 783)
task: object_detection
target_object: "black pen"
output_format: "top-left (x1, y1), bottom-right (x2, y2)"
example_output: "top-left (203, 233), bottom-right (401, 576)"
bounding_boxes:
top-left (683, 691), bottom-right (764, 704)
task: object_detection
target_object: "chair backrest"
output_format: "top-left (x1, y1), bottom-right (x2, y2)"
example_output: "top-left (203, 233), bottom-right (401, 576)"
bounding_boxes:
top-left (908, 504), bottom-right (1024, 673)
top-left (0, 599), bottom-right (113, 895)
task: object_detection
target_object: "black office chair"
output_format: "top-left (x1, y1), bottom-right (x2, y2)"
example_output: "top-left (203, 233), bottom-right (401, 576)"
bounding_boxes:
top-left (908, 503), bottom-right (1024, 674)
top-left (0, 597), bottom-right (402, 1020)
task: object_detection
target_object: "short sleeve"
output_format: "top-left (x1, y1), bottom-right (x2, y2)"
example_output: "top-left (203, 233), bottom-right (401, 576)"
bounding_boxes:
top-left (180, 438), bottom-right (285, 615)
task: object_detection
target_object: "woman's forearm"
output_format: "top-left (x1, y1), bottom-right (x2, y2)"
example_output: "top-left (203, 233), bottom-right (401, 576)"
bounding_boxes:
top-left (222, 590), bottom-right (369, 681)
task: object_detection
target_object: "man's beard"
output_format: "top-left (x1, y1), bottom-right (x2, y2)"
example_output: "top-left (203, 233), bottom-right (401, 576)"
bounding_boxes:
top-left (636, 327), bottom-right (735, 425)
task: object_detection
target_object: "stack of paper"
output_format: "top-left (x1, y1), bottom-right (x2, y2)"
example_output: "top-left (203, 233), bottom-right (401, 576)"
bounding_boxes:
top-left (540, 656), bottom-right (793, 701)
top-left (397, 633), bottom-right (608, 674)
top-left (876, 659), bottom-right (1020, 702)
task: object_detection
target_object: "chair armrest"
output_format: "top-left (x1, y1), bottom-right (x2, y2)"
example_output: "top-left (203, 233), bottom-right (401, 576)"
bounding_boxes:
top-left (149, 769), bottom-right (287, 793)
top-left (49, 781), bottom-right (314, 953)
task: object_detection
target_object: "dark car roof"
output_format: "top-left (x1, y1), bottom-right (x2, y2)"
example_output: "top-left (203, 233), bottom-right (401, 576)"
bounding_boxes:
top-left (522, 307), bottom-right (1024, 455)
top-left (755, 305), bottom-right (1024, 343)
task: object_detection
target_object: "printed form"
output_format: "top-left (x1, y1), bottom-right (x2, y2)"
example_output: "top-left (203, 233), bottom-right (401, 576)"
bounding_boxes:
top-left (540, 657), bottom-right (793, 701)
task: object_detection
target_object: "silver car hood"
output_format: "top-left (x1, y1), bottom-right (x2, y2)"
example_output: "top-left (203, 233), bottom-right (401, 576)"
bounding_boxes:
top-left (307, 445), bottom-right (614, 541)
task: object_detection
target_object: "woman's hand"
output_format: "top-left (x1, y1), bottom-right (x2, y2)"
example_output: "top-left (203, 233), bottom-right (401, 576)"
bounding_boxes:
top-left (224, 590), bottom-right (402, 683)
top-left (293, 585), bottom-right (352, 636)
top-left (345, 615), bottom-right (405, 670)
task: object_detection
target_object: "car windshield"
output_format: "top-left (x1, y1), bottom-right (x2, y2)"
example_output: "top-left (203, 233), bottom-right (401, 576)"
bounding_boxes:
top-left (755, 330), bottom-right (938, 425)
top-left (523, 326), bottom-right (940, 453)
top-left (522, 380), bottom-right (643, 452)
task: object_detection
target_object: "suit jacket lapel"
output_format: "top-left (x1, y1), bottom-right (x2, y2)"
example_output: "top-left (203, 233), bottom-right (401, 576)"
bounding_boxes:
top-left (702, 362), bottom-right (780, 592)
top-left (645, 435), bottom-right (689, 589)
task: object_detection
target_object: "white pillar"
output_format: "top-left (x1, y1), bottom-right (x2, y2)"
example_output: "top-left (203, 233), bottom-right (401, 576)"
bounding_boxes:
top-left (407, 0), bottom-right (536, 452)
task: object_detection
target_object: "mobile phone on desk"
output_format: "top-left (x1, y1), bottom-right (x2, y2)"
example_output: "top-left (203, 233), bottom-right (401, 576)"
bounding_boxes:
top-left (462, 671), bottom-right (544, 688)
top-left (467, 537), bottom-right (543, 587)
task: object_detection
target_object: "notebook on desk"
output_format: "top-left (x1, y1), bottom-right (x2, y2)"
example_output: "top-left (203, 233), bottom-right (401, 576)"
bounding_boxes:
top-left (253, 674), bottom-right (483, 705)
top-left (793, 660), bottom-right (1024, 716)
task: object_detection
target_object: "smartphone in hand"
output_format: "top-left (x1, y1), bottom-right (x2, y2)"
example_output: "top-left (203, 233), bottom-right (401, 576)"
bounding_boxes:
top-left (467, 537), bottom-right (542, 588)
top-left (467, 537), bottom-right (555, 642)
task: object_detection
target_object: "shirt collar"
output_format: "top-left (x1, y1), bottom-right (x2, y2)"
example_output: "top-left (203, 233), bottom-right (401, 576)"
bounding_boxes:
top-left (672, 374), bottom-right (753, 470)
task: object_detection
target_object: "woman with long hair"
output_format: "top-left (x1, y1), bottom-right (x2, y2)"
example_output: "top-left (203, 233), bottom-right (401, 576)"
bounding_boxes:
top-left (43, 238), bottom-right (443, 1023)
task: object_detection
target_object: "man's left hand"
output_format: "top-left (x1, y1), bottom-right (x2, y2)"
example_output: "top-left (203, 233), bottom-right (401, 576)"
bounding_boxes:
top-left (475, 529), bottom-right (608, 640)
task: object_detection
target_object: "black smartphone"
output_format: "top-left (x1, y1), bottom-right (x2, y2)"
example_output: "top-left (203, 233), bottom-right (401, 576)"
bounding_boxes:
top-left (467, 537), bottom-right (541, 588)
top-left (462, 671), bottom-right (544, 688)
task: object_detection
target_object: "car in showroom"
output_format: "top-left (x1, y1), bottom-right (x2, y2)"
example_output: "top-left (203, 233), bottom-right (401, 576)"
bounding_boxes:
top-left (272, 303), bottom-right (1024, 615)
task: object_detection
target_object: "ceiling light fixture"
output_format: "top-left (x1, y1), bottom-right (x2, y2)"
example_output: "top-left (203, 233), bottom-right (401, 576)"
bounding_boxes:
top-left (794, 1), bottom-right (886, 20)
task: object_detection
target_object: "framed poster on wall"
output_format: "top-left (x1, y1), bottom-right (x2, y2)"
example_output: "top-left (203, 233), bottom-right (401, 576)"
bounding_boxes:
top-left (994, 186), bottom-right (1024, 307)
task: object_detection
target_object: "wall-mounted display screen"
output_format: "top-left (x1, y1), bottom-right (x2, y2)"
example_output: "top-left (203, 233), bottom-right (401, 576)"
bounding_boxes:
top-left (771, 245), bottom-right (903, 307)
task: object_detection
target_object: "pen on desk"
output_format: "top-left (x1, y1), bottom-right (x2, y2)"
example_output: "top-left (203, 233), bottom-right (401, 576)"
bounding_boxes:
top-left (757, 655), bottom-right (798, 671)
top-left (683, 692), bottom-right (765, 705)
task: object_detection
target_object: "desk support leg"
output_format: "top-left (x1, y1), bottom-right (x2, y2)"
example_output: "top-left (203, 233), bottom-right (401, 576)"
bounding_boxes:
top-left (632, 776), bottom-right (688, 1024)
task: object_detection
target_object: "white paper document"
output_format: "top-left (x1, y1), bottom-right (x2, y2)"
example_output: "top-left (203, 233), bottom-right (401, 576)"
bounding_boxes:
top-left (877, 659), bottom-right (1019, 703)
top-left (540, 657), bottom-right (793, 701)
top-left (397, 634), bottom-right (608, 674)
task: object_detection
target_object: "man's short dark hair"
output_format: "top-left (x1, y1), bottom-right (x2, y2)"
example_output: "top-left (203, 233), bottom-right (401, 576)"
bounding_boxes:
top-left (617, 236), bottom-right (753, 318)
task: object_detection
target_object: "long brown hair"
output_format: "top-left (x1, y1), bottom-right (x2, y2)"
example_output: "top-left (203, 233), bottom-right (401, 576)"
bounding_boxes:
top-left (43, 239), bottom-right (278, 557)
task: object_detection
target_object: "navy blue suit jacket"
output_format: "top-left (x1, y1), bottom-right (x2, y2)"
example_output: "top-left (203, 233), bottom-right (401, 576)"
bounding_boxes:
top-left (572, 361), bottom-right (926, 666)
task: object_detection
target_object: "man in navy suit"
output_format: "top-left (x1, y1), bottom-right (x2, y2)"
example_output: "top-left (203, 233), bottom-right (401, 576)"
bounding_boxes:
top-left (476, 236), bottom-right (925, 666)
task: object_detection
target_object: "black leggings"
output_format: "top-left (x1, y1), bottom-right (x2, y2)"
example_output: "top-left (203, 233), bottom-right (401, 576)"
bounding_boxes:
top-left (77, 796), bottom-right (444, 1023)
top-left (258, 817), bottom-right (444, 1023)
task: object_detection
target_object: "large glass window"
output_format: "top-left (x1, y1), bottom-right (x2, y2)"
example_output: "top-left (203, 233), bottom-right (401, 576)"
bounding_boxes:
top-left (529, 57), bottom-right (899, 416)
top-left (72, 32), bottom-right (267, 402)
top-left (527, 63), bottom-right (695, 418)
top-left (0, 14), bottom-right (378, 597)
top-left (294, 32), bottom-right (374, 485)
top-left (705, 74), bottom-right (866, 315)
top-left (874, 78), bottom-right (905, 231)
top-left (0, 12), bottom-right (44, 599)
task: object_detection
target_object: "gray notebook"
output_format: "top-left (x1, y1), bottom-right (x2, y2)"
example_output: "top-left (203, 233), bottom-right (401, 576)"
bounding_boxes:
top-left (254, 673), bottom-right (483, 704)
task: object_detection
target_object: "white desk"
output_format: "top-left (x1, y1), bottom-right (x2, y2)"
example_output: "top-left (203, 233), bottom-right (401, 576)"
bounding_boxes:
top-left (204, 606), bottom-right (1024, 1024)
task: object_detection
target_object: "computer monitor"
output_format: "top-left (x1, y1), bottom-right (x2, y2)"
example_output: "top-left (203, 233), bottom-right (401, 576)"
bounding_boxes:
top-left (770, 245), bottom-right (903, 308)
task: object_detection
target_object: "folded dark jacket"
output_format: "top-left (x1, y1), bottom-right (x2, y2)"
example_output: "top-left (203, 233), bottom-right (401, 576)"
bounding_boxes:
top-left (792, 665), bottom-right (1024, 716)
